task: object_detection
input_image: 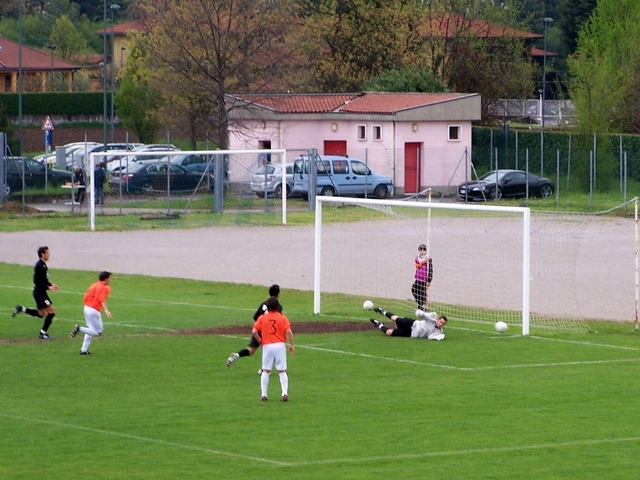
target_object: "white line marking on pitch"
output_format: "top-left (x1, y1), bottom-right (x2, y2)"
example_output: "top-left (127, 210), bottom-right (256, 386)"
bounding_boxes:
top-left (0, 413), bottom-right (287, 466)
top-left (285, 435), bottom-right (640, 466)
top-left (220, 335), bottom-right (640, 371)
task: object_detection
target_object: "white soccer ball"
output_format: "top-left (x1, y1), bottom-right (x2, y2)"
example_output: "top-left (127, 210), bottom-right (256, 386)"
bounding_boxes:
top-left (363, 300), bottom-right (374, 310)
top-left (495, 321), bottom-right (508, 333)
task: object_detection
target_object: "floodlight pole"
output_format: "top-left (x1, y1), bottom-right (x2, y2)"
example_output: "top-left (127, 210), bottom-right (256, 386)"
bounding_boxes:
top-left (110, 4), bottom-right (120, 144)
top-left (541, 17), bottom-right (553, 178)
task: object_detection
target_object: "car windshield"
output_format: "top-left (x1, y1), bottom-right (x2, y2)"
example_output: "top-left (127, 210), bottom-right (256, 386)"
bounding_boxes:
top-left (478, 171), bottom-right (508, 182)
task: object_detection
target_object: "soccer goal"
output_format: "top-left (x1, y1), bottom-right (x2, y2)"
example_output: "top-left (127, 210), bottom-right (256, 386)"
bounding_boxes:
top-left (314, 196), bottom-right (639, 335)
top-left (87, 148), bottom-right (288, 230)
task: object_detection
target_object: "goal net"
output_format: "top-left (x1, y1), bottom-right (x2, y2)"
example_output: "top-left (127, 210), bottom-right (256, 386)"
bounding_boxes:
top-left (315, 196), bottom-right (638, 335)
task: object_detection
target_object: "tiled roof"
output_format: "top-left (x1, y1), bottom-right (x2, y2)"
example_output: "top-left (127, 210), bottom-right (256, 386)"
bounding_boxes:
top-left (235, 94), bottom-right (359, 113)
top-left (421, 14), bottom-right (542, 40)
top-left (0, 36), bottom-right (79, 71)
top-left (341, 92), bottom-right (469, 114)
top-left (530, 47), bottom-right (556, 58)
top-left (234, 92), bottom-right (472, 115)
top-left (97, 20), bottom-right (144, 36)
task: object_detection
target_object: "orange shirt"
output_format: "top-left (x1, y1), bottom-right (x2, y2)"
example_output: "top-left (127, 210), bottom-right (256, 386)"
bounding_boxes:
top-left (83, 281), bottom-right (111, 311)
top-left (254, 311), bottom-right (291, 345)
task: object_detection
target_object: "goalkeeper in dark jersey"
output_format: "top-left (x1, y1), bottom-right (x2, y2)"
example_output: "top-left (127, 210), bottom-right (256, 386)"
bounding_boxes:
top-left (226, 284), bottom-right (282, 369)
top-left (12, 246), bottom-right (59, 339)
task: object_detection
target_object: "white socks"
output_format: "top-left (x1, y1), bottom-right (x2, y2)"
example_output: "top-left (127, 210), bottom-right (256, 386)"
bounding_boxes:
top-left (279, 372), bottom-right (288, 396)
top-left (261, 372), bottom-right (270, 398)
top-left (260, 371), bottom-right (289, 398)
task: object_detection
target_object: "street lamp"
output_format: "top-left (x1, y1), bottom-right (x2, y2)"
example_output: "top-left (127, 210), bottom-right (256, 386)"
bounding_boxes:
top-left (47, 44), bottom-right (56, 90)
top-left (103, 0), bottom-right (107, 148)
top-left (110, 3), bottom-right (120, 144)
top-left (540, 16), bottom-right (553, 178)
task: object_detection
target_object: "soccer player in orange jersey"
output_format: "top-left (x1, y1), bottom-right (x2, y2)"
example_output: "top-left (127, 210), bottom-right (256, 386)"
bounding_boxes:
top-left (69, 271), bottom-right (112, 355)
top-left (252, 296), bottom-right (295, 402)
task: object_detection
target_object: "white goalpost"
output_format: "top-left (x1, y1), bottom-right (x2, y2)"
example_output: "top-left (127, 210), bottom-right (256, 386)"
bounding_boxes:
top-left (314, 196), bottom-right (638, 335)
top-left (87, 148), bottom-right (288, 231)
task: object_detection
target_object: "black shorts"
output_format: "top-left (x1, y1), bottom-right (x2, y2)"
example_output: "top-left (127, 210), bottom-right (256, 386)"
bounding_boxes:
top-left (391, 317), bottom-right (414, 337)
top-left (33, 289), bottom-right (52, 310)
top-left (248, 336), bottom-right (260, 349)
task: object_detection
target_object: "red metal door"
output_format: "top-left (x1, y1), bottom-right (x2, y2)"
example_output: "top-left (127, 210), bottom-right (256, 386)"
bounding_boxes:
top-left (324, 141), bottom-right (347, 156)
top-left (404, 143), bottom-right (421, 194)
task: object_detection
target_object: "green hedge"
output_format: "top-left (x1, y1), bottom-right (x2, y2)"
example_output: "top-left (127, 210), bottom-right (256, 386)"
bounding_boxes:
top-left (472, 127), bottom-right (640, 188)
top-left (0, 92), bottom-right (112, 115)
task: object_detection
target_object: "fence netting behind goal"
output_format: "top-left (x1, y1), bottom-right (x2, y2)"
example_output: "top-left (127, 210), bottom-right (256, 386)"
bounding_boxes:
top-left (317, 199), bottom-right (636, 333)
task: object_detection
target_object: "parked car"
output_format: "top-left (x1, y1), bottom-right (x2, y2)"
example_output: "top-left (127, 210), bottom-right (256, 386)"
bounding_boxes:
top-left (73, 143), bottom-right (142, 167)
top-left (108, 162), bottom-right (213, 192)
top-left (3, 157), bottom-right (73, 195)
top-left (292, 155), bottom-right (393, 199)
top-left (250, 163), bottom-right (294, 198)
top-left (35, 142), bottom-right (102, 168)
top-left (107, 144), bottom-right (181, 173)
top-left (156, 153), bottom-right (216, 174)
top-left (457, 169), bottom-right (554, 201)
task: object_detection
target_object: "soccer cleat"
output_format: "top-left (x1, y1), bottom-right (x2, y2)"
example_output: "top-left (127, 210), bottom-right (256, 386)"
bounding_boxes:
top-left (38, 332), bottom-right (51, 340)
top-left (79, 351), bottom-right (92, 355)
top-left (370, 318), bottom-right (381, 327)
top-left (12, 304), bottom-right (23, 317)
top-left (226, 352), bottom-right (239, 368)
top-left (281, 395), bottom-right (288, 402)
top-left (373, 307), bottom-right (383, 315)
top-left (69, 324), bottom-right (80, 338)
top-left (261, 396), bottom-right (267, 402)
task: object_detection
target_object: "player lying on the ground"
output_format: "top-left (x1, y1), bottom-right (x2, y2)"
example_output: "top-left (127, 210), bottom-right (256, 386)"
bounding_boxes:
top-left (367, 303), bottom-right (447, 340)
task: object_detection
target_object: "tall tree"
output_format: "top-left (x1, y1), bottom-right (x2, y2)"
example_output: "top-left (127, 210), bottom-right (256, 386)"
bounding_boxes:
top-left (135, 0), bottom-right (303, 150)
top-left (50, 15), bottom-right (86, 60)
top-left (114, 43), bottom-right (165, 143)
top-left (558, 0), bottom-right (596, 54)
top-left (302, 0), bottom-right (426, 92)
top-left (422, 0), bottom-right (535, 120)
top-left (568, 0), bottom-right (640, 133)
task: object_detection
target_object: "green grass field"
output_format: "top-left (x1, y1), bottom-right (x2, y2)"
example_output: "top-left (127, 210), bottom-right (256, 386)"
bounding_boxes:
top-left (2, 263), bottom-right (640, 479)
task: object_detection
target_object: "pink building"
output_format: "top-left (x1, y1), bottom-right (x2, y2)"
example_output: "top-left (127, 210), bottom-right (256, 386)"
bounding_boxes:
top-left (227, 92), bottom-right (480, 195)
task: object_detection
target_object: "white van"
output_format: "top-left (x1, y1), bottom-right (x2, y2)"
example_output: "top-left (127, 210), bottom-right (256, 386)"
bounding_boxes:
top-left (292, 155), bottom-right (393, 199)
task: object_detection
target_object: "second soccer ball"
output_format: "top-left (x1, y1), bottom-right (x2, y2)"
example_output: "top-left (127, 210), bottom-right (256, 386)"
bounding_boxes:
top-left (495, 321), bottom-right (508, 333)
top-left (363, 300), bottom-right (374, 310)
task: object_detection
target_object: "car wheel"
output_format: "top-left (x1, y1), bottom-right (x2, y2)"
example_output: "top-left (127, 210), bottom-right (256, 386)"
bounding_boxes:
top-left (255, 192), bottom-right (265, 198)
top-left (141, 182), bottom-right (153, 192)
top-left (373, 184), bottom-right (388, 199)
top-left (273, 184), bottom-right (283, 198)
top-left (320, 186), bottom-right (335, 197)
top-left (489, 187), bottom-right (503, 200)
top-left (540, 184), bottom-right (553, 198)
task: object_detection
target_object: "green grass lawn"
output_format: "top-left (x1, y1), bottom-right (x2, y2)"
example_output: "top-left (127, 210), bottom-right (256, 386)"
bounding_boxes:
top-left (2, 263), bottom-right (640, 479)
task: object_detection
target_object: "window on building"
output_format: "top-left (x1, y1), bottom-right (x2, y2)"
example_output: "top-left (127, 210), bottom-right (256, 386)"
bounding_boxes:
top-left (449, 125), bottom-right (461, 141)
top-left (372, 125), bottom-right (382, 141)
top-left (357, 124), bottom-right (367, 140)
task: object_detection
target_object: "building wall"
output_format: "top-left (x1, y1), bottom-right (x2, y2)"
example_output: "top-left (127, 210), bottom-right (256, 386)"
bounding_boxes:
top-left (229, 118), bottom-right (472, 193)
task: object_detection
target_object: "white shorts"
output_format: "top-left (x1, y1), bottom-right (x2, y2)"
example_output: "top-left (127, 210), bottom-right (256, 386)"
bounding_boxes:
top-left (261, 342), bottom-right (287, 372)
top-left (83, 306), bottom-right (104, 335)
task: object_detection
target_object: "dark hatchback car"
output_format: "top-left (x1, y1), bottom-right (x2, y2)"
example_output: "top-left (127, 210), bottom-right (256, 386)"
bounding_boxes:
top-left (3, 157), bottom-right (73, 195)
top-left (457, 169), bottom-right (554, 201)
top-left (108, 162), bottom-right (213, 192)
